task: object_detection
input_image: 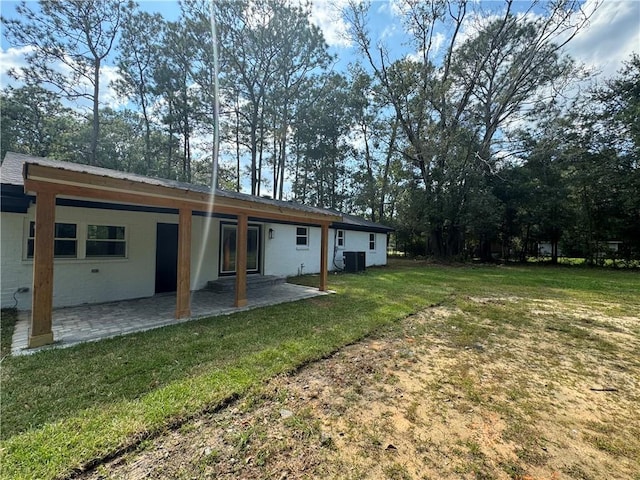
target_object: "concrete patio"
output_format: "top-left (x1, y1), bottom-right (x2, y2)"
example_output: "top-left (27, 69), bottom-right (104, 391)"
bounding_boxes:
top-left (11, 282), bottom-right (329, 355)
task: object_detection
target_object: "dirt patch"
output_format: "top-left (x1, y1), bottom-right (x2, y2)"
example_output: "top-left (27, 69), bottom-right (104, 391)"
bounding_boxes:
top-left (84, 301), bottom-right (639, 480)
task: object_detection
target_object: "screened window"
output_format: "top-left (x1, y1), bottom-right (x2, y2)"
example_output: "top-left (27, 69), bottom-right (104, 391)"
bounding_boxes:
top-left (27, 221), bottom-right (77, 258)
top-left (369, 233), bottom-right (376, 251)
top-left (86, 225), bottom-right (126, 257)
top-left (296, 227), bottom-right (309, 247)
top-left (337, 229), bottom-right (345, 248)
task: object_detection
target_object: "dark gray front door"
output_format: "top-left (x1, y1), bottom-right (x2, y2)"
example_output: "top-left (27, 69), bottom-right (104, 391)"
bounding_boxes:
top-left (155, 223), bottom-right (178, 293)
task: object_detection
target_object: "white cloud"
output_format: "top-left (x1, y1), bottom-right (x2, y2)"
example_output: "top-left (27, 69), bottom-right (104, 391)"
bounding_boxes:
top-left (309, 0), bottom-right (353, 47)
top-left (565, 0), bottom-right (640, 81)
top-left (0, 45), bottom-right (34, 89)
top-left (1, 46), bottom-right (126, 110)
top-left (101, 65), bottom-right (127, 109)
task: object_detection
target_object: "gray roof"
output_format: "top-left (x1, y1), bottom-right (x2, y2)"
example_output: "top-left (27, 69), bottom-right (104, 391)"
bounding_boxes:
top-left (336, 213), bottom-right (394, 232)
top-left (1, 152), bottom-right (393, 232)
top-left (0, 151), bottom-right (27, 186)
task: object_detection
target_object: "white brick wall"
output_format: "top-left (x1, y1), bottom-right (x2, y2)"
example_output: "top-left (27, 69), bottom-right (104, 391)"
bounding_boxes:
top-left (0, 206), bottom-right (222, 310)
top-left (1, 213), bottom-right (32, 309)
top-left (263, 224), bottom-right (387, 276)
top-left (1, 205), bottom-right (388, 310)
top-left (339, 230), bottom-right (387, 267)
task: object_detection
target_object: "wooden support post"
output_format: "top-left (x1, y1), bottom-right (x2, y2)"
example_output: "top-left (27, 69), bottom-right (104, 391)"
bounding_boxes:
top-left (320, 222), bottom-right (329, 292)
top-left (235, 213), bottom-right (248, 307)
top-left (29, 191), bottom-right (56, 348)
top-left (175, 207), bottom-right (192, 318)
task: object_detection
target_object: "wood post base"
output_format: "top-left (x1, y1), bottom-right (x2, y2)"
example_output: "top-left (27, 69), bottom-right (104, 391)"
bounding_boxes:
top-left (28, 332), bottom-right (54, 348)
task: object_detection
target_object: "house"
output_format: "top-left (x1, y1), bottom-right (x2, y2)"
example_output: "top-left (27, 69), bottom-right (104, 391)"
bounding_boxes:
top-left (537, 242), bottom-right (563, 257)
top-left (1, 152), bottom-right (392, 348)
top-left (538, 240), bottom-right (623, 258)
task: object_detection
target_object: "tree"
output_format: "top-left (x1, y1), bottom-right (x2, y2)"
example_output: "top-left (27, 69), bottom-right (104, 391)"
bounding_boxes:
top-left (214, 0), bottom-right (279, 195)
top-left (597, 54), bottom-right (640, 159)
top-left (345, 0), bottom-right (596, 259)
top-left (0, 85), bottom-right (77, 159)
top-left (346, 65), bottom-right (403, 223)
top-left (495, 54), bottom-right (640, 264)
top-left (511, 114), bottom-right (574, 263)
top-left (153, 20), bottom-right (204, 182)
top-left (179, 0), bottom-right (225, 188)
top-left (292, 73), bottom-right (351, 209)
top-left (214, 0), bottom-right (332, 198)
top-left (266, 0), bottom-right (332, 200)
top-left (3, 0), bottom-right (134, 166)
top-left (96, 108), bottom-right (146, 173)
top-left (114, 10), bottom-right (166, 173)
top-left (562, 56), bottom-right (640, 262)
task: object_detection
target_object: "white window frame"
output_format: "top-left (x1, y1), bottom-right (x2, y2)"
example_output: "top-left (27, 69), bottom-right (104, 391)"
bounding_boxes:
top-left (25, 220), bottom-right (78, 259)
top-left (296, 226), bottom-right (309, 249)
top-left (369, 233), bottom-right (376, 251)
top-left (336, 229), bottom-right (345, 249)
top-left (86, 224), bottom-right (127, 258)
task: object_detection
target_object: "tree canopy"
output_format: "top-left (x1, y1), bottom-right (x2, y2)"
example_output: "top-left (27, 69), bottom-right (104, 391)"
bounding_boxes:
top-left (1, 0), bottom-right (637, 262)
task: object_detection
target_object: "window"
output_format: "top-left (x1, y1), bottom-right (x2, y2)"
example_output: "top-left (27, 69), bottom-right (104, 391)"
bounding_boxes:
top-left (369, 233), bottom-right (376, 251)
top-left (86, 225), bottom-right (126, 257)
top-left (296, 227), bottom-right (309, 247)
top-left (27, 221), bottom-right (77, 258)
top-left (337, 229), bottom-right (344, 248)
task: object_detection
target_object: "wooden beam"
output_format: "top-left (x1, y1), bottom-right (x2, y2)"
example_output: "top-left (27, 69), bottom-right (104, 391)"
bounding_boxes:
top-left (175, 207), bottom-right (192, 318)
top-left (24, 177), bottom-right (341, 226)
top-left (29, 191), bottom-right (56, 348)
top-left (24, 163), bottom-right (341, 224)
top-left (320, 222), bottom-right (329, 292)
top-left (235, 213), bottom-right (248, 308)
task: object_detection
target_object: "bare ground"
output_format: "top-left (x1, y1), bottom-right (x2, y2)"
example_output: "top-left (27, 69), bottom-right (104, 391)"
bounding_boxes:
top-left (83, 297), bottom-right (640, 480)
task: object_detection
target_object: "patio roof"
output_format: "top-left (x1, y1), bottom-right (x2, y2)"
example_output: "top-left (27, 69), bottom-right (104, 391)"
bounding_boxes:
top-left (1, 152), bottom-right (393, 232)
top-left (12, 154), bottom-right (340, 225)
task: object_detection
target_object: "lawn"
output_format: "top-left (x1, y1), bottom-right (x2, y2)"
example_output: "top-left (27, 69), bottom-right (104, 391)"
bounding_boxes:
top-left (1, 262), bottom-right (639, 479)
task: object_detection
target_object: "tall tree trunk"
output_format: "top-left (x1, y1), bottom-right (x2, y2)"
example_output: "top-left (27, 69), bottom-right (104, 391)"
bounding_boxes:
top-left (378, 120), bottom-right (398, 222)
top-left (91, 58), bottom-right (101, 166)
top-left (250, 101), bottom-right (259, 196)
top-left (235, 97), bottom-right (241, 192)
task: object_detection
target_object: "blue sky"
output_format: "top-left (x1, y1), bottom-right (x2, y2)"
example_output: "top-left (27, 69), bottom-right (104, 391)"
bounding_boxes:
top-left (1, 0), bottom-right (637, 195)
top-left (1, 0), bottom-right (638, 102)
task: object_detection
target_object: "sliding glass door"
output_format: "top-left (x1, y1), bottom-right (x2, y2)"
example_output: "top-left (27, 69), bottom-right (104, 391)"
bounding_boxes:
top-left (220, 223), bottom-right (260, 275)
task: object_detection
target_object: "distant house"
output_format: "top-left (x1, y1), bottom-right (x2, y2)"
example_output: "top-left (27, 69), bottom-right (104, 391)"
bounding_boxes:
top-left (538, 240), bottom-right (623, 258)
top-left (1, 152), bottom-right (392, 348)
top-left (604, 241), bottom-right (622, 253)
top-left (537, 242), bottom-right (563, 257)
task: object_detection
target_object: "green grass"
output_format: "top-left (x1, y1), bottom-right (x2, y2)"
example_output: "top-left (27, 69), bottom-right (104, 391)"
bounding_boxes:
top-left (1, 262), bottom-right (639, 479)
top-left (1, 308), bottom-right (18, 359)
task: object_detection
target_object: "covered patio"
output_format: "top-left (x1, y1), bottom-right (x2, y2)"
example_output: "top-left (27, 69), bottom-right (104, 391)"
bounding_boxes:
top-left (11, 280), bottom-right (329, 355)
top-left (19, 157), bottom-right (340, 349)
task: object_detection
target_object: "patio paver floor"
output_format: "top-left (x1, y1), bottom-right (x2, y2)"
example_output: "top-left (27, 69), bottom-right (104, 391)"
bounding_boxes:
top-left (12, 283), bottom-right (328, 355)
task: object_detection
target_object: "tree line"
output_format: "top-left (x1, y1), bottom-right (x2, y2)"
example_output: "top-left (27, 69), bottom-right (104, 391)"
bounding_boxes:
top-left (1, 0), bottom-right (638, 263)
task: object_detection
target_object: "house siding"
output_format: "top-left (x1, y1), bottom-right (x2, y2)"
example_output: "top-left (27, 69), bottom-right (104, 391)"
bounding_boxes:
top-left (1, 206), bottom-right (388, 310)
top-left (263, 223), bottom-right (323, 276)
top-left (0, 206), bottom-right (223, 310)
top-left (263, 224), bottom-right (388, 276)
top-left (339, 231), bottom-right (387, 267)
